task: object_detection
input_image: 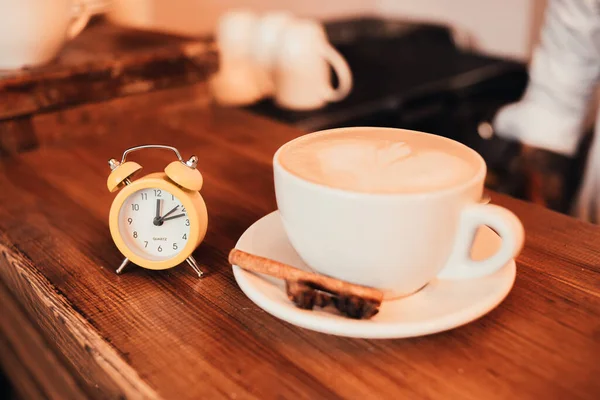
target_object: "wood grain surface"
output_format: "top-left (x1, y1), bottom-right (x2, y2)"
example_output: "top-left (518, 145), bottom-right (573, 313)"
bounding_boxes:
top-left (0, 83), bottom-right (598, 400)
top-left (0, 19), bottom-right (217, 155)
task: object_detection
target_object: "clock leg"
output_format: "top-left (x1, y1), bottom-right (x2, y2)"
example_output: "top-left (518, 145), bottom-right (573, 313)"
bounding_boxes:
top-left (116, 257), bottom-right (130, 274)
top-left (185, 255), bottom-right (204, 278)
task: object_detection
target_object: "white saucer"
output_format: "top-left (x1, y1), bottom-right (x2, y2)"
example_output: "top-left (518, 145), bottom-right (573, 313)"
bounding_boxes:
top-left (232, 211), bottom-right (516, 339)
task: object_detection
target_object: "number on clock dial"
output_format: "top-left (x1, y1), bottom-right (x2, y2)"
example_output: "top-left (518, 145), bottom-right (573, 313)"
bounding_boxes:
top-left (119, 188), bottom-right (191, 260)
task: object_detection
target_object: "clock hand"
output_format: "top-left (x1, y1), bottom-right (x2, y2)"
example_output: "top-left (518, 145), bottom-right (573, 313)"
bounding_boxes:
top-left (161, 213), bottom-right (186, 222)
top-left (157, 205), bottom-right (180, 223)
top-left (153, 199), bottom-right (162, 226)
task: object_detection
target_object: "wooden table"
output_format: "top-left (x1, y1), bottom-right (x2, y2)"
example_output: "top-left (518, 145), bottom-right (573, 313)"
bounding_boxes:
top-left (0, 82), bottom-right (599, 399)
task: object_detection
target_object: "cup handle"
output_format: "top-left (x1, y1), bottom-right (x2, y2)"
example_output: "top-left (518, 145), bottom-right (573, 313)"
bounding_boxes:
top-left (321, 43), bottom-right (353, 102)
top-left (437, 203), bottom-right (524, 280)
top-left (68, 1), bottom-right (91, 40)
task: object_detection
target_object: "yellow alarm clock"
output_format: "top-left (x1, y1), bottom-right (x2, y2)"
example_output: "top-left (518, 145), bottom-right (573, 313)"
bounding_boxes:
top-left (107, 145), bottom-right (208, 277)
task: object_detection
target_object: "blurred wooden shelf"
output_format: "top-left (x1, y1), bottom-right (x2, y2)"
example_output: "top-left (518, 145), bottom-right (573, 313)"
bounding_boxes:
top-left (0, 18), bottom-right (217, 156)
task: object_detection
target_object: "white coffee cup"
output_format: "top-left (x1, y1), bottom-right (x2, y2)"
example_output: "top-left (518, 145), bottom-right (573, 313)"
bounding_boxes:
top-left (274, 19), bottom-right (353, 111)
top-left (0, 0), bottom-right (91, 70)
top-left (216, 9), bottom-right (258, 64)
top-left (252, 11), bottom-right (294, 71)
top-left (273, 127), bottom-right (524, 298)
top-left (209, 62), bottom-right (267, 106)
top-left (249, 11), bottom-right (295, 95)
top-left (211, 9), bottom-right (275, 106)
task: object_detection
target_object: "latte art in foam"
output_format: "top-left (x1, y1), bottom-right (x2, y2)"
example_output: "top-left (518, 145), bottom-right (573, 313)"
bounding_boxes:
top-left (279, 131), bottom-right (476, 193)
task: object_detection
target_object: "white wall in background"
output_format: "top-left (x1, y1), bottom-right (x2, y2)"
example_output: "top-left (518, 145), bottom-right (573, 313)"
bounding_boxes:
top-left (108, 0), bottom-right (373, 36)
top-left (108, 0), bottom-right (547, 60)
top-left (377, 0), bottom-right (545, 60)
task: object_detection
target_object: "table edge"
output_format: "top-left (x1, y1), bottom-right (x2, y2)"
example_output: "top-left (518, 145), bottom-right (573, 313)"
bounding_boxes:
top-left (0, 236), bottom-right (162, 400)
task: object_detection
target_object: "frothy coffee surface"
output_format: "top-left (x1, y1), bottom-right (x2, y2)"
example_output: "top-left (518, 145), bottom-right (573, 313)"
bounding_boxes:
top-left (279, 130), bottom-right (478, 193)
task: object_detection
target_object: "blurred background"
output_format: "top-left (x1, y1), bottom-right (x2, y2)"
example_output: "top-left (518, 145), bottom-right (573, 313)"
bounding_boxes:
top-left (107, 0), bottom-right (547, 60)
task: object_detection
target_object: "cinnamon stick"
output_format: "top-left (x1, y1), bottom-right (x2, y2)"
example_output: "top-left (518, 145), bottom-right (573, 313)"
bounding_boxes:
top-left (229, 249), bottom-right (383, 304)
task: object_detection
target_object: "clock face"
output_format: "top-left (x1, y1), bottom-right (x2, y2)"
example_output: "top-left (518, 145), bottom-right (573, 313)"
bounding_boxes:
top-left (118, 188), bottom-right (191, 261)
